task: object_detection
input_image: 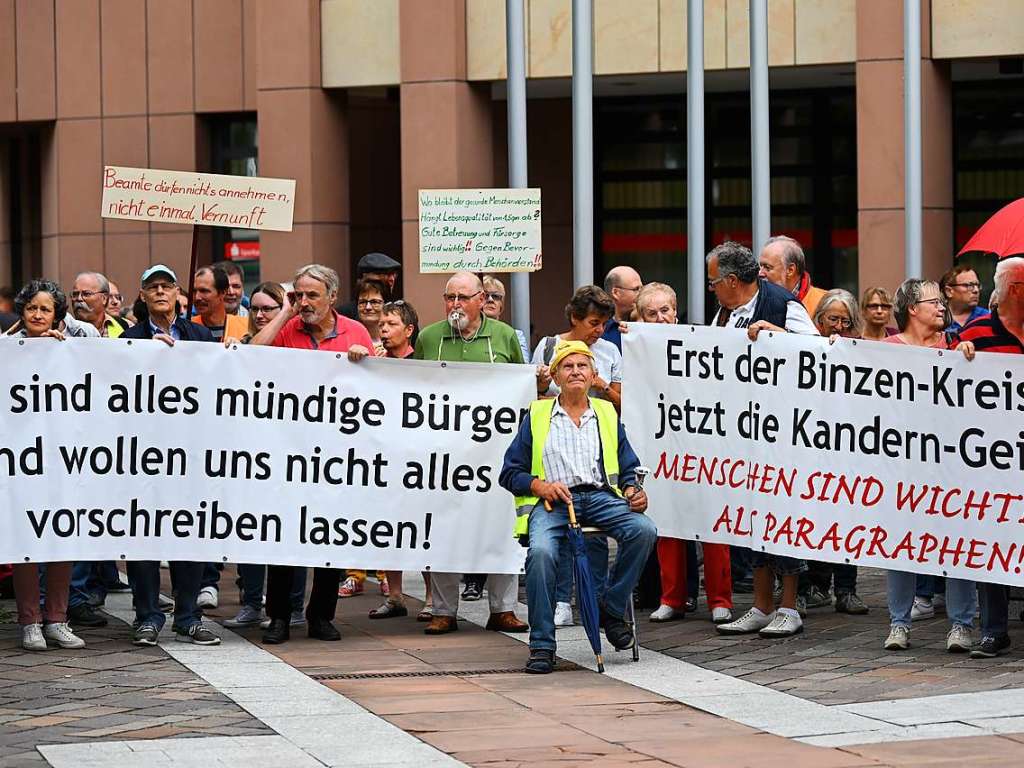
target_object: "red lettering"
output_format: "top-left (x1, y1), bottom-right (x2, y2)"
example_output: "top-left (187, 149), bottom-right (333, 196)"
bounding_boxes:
top-left (890, 532), bottom-right (916, 561)
top-left (965, 539), bottom-right (988, 570)
top-left (917, 534), bottom-right (939, 563)
top-left (712, 505), bottom-right (733, 534)
top-left (865, 525), bottom-right (890, 558)
top-left (794, 517), bottom-right (815, 550)
top-left (818, 522), bottom-right (842, 553)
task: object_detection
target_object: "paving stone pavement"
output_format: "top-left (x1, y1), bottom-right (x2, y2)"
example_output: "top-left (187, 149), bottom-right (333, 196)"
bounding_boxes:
top-left (637, 567), bottom-right (1024, 706)
top-left (0, 594), bottom-right (270, 767)
top-left (5, 565), bottom-right (1024, 767)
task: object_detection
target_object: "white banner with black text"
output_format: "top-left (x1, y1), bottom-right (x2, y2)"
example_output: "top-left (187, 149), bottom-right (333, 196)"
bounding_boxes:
top-left (0, 338), bottom-right (532, 574)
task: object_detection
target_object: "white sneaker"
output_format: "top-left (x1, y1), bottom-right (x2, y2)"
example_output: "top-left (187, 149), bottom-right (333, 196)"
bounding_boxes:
top-left (947, 624), bottom-right (973, 653)
top-left (197, 586), bottom-right (219, 609)
top-left (43, 622), bottom-right (84, 649)
top-left (649, 604), bottom-right (682, 622)
top-left (884, 625), bottom-right (910, 650)
top-left (716, 607), bottom-right (772, 635)
top-left (759, 610), bottom-right (803, 637)
top-left (554, 602), bottom-right (574, 627)
top-left (910, 596), bottom-right (934, 620)
top-left (22, 623), bottom-right (47, 652)
top-left (711, 607), bottom-right (733, 624)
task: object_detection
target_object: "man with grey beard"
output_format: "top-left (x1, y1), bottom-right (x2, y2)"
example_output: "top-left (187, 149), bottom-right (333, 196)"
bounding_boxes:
top-left (70, 271), bottom-right (126, 338)
top-left (413, 271), bottom-right (529, 635)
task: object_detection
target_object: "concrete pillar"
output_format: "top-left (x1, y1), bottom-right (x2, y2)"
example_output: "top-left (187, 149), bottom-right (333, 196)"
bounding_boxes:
top-left (856, 0), bottom-right (953, 291)
top-left (257, 0), bottom-right (351, 288)
top-left (398, 0), bottom-right (494, 325)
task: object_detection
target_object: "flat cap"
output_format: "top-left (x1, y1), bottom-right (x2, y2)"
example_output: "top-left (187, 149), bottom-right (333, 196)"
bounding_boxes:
top-left (357, 252), bottom-right (401, 273)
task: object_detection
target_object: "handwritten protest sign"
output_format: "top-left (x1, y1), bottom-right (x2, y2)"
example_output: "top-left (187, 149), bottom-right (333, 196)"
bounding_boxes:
top-left (624, 324), bottom-right (1024, 586)
top-left (101, 166), bottom-right (296, 231)
top-left (0, 340), bottom-right (531, 573)
top-left (418, 188), bottom-right (542, 273)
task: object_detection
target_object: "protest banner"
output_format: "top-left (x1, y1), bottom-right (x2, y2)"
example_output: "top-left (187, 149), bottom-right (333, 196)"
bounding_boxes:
top-left (418, 188), bottom-right (542, 273)
top-left (0, 339), bottom-right (532, 574)
top-left (101, 166), bottom-right (296, 232)
top-left (623, 324), bottom-right (1024, 586)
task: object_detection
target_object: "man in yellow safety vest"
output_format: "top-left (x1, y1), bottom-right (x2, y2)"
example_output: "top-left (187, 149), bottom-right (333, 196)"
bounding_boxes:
top-left (499, 340), bottom-right (657, 674)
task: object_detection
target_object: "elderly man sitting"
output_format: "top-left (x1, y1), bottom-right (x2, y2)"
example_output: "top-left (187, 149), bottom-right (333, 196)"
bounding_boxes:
top-left (499, 340), bottom-right (657, 674)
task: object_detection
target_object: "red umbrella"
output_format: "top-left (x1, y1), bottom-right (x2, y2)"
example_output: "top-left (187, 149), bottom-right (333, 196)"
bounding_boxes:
top-left (958, 198), bottom-right (1024, 259)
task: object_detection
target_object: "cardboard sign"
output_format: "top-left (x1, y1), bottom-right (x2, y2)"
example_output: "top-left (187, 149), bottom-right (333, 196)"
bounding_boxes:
top-left (101, 166), bottom-right (296, 232)
top-left (418, 188), bottom-right (542, 273)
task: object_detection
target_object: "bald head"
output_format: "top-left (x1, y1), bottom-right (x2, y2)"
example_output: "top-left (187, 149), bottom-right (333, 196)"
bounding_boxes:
top-left (443, 271), bottom-right (485, 333)
top-left (446, 271), bottom-right (483, 294)
top-left (603, 266), bottom-right (643, 320)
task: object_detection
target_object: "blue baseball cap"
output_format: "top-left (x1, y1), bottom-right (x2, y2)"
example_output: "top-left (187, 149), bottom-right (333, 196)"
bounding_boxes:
top-left (140, 264), bottom-right (178, 285)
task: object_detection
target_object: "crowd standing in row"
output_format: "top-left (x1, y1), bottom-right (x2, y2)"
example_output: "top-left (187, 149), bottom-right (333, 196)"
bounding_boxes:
top-left (2, 239), bottom-right (1021, 673)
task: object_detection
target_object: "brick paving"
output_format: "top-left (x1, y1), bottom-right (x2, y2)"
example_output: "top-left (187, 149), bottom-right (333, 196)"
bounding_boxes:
top-left (0, 593), bottom-right (269, 767)
top-left (5, 566), bottom-right (1024, 767)
top-left (639, 567), bottom-right (1024, 706)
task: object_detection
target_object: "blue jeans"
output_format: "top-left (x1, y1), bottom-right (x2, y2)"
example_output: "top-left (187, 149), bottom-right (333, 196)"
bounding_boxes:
top-left (69, 561), bottom-right (125, 608)
top-left (887, 570), bottom-right (976, 628)
top-left (238, 563), bottom-right (307, 612)
top-left (202, 562), bottom-right (222, 590)
top-left (978, 583), bottom-right (1011, 638)
top-left (525, 489), bottom-right (657, 651)
top-left (915, 573), bottom-right (944, 599)
top-left (128, 561), bottom-right (203, 632)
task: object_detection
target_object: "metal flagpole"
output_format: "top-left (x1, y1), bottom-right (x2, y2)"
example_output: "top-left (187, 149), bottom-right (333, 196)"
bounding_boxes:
top-left (749, 0), bottom-right (770, 253)
top-left (687, 0), bottom-right (705, 324)
top-left (904, 0), bottom-right (922, 277)
top-left (572, 0), bottom-right (594, 288)
top-left (506, 0), bottom-right (531, 336)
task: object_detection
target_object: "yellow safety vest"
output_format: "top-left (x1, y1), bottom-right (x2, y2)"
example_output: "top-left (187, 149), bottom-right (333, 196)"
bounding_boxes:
top-left (513, 397), bottom-right (623, 540)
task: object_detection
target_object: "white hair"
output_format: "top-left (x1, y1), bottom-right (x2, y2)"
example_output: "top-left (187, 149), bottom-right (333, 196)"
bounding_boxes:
top-left (994, 258), bottom-right (1024, 304)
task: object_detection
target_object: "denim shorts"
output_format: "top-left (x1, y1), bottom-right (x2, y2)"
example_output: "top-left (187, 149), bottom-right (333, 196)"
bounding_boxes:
top-left (749, 551), bottom-right (807, 576)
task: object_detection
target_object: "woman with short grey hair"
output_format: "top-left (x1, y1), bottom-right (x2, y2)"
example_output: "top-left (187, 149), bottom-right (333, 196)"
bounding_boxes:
top-left (813, 289), bottom-right (863, 339)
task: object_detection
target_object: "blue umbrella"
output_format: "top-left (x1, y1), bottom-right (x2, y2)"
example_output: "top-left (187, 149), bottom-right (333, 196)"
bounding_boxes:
top-left (563, 498), bottom-right (605, 673)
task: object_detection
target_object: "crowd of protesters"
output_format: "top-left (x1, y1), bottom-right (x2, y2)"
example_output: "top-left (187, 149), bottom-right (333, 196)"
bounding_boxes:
top-left (2, 237), bottom-right (1022, 674)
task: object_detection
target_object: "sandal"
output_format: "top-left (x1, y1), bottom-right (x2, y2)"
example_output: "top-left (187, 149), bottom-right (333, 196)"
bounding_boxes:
top-left (369, 601), bottom-right (408, 619)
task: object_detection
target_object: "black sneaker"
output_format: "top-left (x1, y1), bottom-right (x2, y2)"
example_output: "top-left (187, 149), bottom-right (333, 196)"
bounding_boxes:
top-left (105, 580), bottom-right (132, 593)
top-left (970, 634), bottom-right (1011, 659)
top-left (175, 624), bottom-right (221, 645)
top-left (525, 648), bottom-right (555, 674)
top-left (68, 603), bottom-right (109, 628)
top-left (133, 623), bottom-right (160, 646)
top-left (599, 607), bottom-right (635, 651)
top-left (461, 582), bottom-right (483, 601)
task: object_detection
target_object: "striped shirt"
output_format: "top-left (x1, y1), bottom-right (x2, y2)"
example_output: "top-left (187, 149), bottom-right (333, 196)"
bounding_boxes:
top-left (958, 310), bottom-right (1024, 355)
top-left (542, 400), bottom-right (605, 489)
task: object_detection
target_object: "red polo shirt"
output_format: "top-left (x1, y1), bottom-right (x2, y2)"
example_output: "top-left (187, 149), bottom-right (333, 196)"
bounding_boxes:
top-left (273, 310), bottom-right (373, 352)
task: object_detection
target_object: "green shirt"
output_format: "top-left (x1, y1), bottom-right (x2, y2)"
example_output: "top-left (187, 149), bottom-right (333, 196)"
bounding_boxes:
top-left (414, 315), bottom-right (525, 364)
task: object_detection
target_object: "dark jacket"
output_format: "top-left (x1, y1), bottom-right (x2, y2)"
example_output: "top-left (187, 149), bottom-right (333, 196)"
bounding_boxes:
top-left (751, 278), bottom-right (801, 328)
top-left (122, 317), bottom-right (215, 343)
top-left (498, 404), bottom-right (641, 497)
top-left (0, 312), bottom-right (19, 332)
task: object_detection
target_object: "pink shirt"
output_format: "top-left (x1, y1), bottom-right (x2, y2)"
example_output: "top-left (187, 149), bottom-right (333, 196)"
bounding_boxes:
top-left (273, 310), bottom-right (373, 352)
top-left (883, 333), bottom-right (954, 350)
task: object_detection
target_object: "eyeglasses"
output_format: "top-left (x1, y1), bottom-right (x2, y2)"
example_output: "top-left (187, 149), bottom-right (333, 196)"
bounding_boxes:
top-left (110, 293), bottom-right (123, 302)
top-left (70, 290), bottom-right (107, 300)
top-left (865, 303), bottom-right (892, 311)
top-left (485, 292), bottom-right (505, 302)
top-left (915, 298), bottom-right (946, 307)
top-left (707, 276), bottom-right (728, 290)
top-left (951, 282), bottom-right (980, 290)
top-left (142, 282), bottom-right (176, 294)
top-left (252, 305), bottom-right (282, 315)
top-left (358, 299), bottom-right (384, 308)
top-left (443, 291), bottom-right (482, 303)
top-left (824, 315), bottom-right (853, 329)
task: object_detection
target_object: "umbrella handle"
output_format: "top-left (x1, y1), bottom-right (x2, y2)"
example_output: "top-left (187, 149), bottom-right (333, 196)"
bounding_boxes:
top-left (567, 499), bottom-right (578, 527)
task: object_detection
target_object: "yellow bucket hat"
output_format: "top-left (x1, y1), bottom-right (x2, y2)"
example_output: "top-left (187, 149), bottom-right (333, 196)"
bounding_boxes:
top-left (549, 339), bottom-right (594, 371)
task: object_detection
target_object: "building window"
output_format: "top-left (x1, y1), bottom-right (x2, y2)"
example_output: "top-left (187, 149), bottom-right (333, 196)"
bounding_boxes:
top-left (596, 89), bottom-right (857, 319)
top-left (209, 116), bottom-right (260, 290)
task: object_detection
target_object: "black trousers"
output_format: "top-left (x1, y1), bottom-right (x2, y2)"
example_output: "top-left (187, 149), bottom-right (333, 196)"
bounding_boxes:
top-left (266, 565), bottom-right (341, 622)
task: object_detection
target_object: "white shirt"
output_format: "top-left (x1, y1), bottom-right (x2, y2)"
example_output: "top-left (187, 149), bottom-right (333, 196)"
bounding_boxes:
top-left (712, 290), bottom-right (817, 334)
top-left (532, 336), bottom-right (623, 396)
top-left (541, 400), bottom-right (605, 489)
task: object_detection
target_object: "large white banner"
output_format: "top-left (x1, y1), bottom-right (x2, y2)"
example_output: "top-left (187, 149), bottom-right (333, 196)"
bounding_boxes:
top-left (0, 339), bottom-right (532, 573)
top-left (624, 324), bottom-right (1024, 586)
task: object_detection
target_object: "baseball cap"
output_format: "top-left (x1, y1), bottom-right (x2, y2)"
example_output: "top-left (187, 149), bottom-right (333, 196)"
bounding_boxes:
top-left (140, 264), bottom-right (178, 285)
top-left (550, 340), bottom-right (594, 371)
